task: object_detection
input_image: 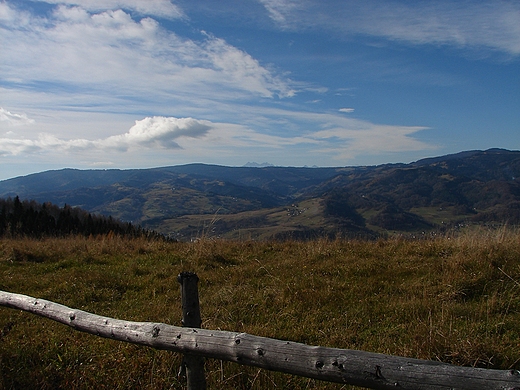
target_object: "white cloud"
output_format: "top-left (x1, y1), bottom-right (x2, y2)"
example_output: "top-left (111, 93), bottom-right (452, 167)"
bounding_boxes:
top-left (0, 107), bottom-right (35, 126)
top-left (359, 1), bottom-right (520, 55)
top-left (311, 124), bottom-right (432, 157)
top-left (0, 2), bottom-right (294, 105)
top-left (0, 2), bottom-right (441, 175)
top-left (0, 138), bottom-right (42, 157)
top-left (202, 33), bottom-right (295, 98)
top-left (103, 116), bottom-right (212, 150)
top-left (0, 116), bottom-right (212, 156)
top-left (260, 0), bottom-right (520, 56)
top-left (258, 0), bottom-right (300, 26)
top-left (0, 2), bottom-right (19, 23)
top-left (33, 0), bottom-right (185, 19)
top-left (234, 107), bottom-right (436, 160)
top-left (0, 109), bottom-right (434, 164)
top-left (0, 2), bottom-right (35, 34)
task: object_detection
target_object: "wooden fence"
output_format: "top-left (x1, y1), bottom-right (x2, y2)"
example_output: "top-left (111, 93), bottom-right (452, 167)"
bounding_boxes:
top-left (1, 272), bottom-right (519, 390)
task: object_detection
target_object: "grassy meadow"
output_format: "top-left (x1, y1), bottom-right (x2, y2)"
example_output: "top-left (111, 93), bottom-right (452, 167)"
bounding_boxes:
top-left (1, 227), bottom-right (519, 389)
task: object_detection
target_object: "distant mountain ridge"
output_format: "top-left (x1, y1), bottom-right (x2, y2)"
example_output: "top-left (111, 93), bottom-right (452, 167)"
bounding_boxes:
top-left (242, 162), bottom-right (274, 168)
top-left (1, 148), bottom-right (519, 240)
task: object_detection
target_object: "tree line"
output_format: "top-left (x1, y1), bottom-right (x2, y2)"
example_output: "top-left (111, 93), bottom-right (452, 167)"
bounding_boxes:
top-left (0, 196), bottom-right (164, 239)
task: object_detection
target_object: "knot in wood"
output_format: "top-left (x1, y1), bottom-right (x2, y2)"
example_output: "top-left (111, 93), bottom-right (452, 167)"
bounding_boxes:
top-left (256, 348), bottom-right (265, 356)
top-left (152, 325), bottom-right (160, 338)
top-left (315, 360), bottom-right (324, 369)
top-left (332, 359), bottom-right (345, 371)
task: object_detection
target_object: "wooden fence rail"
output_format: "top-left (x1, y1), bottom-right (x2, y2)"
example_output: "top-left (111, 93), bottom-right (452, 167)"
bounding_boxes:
top-left (1, 282), bottom-right (519, 389)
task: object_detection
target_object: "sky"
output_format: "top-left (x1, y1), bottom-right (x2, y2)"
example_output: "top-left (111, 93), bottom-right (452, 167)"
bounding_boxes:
top-left (1, 0), bottom-right (519, 180)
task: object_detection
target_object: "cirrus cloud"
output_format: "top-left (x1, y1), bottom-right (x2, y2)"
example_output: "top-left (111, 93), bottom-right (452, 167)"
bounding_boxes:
top-left (1, 1), bottom-right (294, 108)
top-left (259, 0), bottom-right (520, 56)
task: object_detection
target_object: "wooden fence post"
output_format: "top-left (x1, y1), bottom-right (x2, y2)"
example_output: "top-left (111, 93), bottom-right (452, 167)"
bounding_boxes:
top-left (177, 272), bottom-right (207, 390)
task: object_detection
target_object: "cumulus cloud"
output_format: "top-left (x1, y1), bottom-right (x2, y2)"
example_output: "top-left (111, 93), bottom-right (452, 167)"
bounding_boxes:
top-left (103, 116), bottom-right (212, 150)
top-left (0, 116), bottom-right (212, 156)
top-left (0, 107), bottom-right (35, 126)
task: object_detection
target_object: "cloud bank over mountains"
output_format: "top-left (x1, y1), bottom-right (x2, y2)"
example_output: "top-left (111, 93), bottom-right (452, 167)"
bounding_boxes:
top-left (0, 111), bottom-right (432, 165)
top-left (1, 0), bottom-right (518, 179)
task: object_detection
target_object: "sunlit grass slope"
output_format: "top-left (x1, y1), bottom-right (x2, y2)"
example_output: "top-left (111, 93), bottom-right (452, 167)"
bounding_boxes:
top-left (1, 227), bottom-right (519, 389)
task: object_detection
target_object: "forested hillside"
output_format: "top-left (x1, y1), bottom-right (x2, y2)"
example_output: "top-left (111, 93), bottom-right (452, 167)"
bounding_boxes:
top-left (0, 197), bottom-right (160, 239)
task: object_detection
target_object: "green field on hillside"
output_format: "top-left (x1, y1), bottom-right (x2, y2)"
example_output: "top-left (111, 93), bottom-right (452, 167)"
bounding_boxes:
top-left (1, 227), bottom-right (519, 389)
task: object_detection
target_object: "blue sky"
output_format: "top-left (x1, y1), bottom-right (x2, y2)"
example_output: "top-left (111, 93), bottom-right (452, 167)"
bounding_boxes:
top-left (1, 0), bottom-right (519, 180)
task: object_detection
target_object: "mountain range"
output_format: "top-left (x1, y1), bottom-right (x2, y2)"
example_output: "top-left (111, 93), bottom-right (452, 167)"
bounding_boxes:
top-left (1, 148), bottom-right (519, 240)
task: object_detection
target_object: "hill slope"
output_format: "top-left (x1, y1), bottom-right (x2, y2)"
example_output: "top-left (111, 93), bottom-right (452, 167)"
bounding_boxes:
top-left (1, 149), bottom-right (519, 239)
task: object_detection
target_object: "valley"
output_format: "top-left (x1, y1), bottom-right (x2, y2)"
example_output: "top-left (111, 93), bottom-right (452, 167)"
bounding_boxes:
top-left (1, 148), bottom-right (519, 240)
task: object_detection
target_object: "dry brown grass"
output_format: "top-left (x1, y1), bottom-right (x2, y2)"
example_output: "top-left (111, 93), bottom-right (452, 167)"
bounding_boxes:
top-left (1, 227), bottom-right (519, 389)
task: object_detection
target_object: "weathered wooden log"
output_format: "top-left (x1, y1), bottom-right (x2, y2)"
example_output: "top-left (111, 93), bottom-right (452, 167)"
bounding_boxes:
top-left (1, 290), bottom-right (519, 390)
top-left (177, 272), bottom-right (206, 390)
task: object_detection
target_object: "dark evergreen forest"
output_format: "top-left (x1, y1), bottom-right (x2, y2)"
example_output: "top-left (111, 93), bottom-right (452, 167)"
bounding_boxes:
top-left (0, 197), bottom-right (163, 239)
